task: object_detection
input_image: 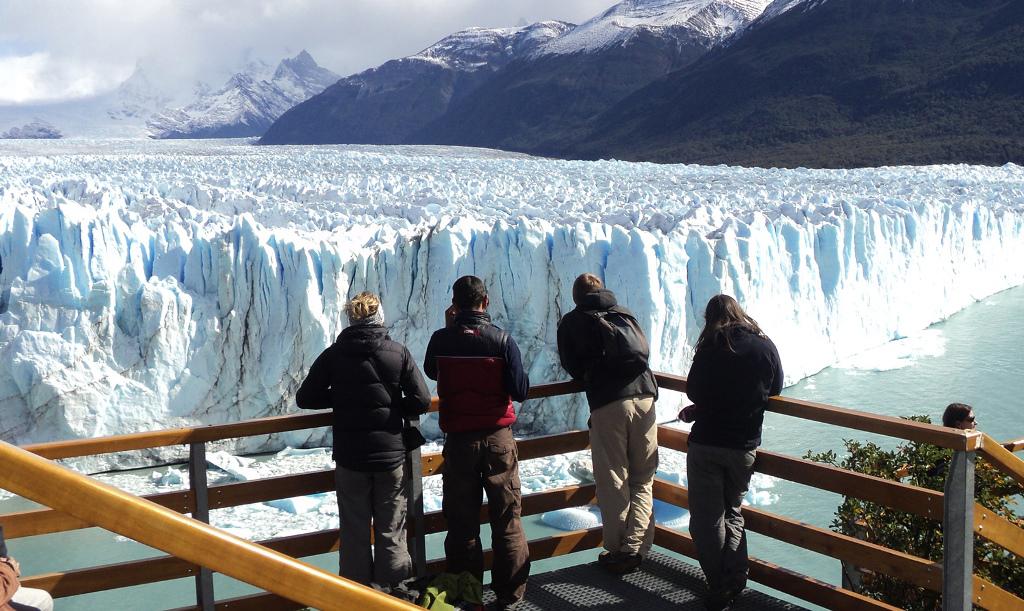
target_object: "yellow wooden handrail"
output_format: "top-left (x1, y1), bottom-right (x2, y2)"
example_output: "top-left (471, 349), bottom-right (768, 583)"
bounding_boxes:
top-left (0, 440), bottom-right (418, 611)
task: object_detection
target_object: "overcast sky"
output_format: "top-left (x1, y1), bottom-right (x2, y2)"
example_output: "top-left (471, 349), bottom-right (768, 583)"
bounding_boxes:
top-left (0, 0), bottom-right (614, 106)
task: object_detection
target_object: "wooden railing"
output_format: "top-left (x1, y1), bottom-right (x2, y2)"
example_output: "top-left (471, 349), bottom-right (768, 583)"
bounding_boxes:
top-left (0, 372), bottom-right (1022, 611)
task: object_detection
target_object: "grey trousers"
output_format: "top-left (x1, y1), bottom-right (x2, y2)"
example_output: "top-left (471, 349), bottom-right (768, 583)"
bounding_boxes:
top-left (686, 441), bottom-right (756, 593)
top-left (335, 463), bottom-right (412, 587)
top-left (589, 395), bottom-right (658, 556)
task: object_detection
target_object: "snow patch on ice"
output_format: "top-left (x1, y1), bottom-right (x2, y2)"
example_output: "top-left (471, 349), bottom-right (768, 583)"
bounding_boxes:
top-left (837, 329), bottom-right (947, 372)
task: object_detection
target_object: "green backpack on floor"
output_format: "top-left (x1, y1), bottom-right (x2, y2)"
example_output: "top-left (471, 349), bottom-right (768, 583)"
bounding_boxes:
top-left (417, 571), bottom-right (483, 610)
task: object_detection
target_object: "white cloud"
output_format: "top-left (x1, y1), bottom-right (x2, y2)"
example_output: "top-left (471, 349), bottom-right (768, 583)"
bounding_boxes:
top-left (0, 52), bottom-right (132, 104)
top-left (0, 0), bottom-right (613, 106)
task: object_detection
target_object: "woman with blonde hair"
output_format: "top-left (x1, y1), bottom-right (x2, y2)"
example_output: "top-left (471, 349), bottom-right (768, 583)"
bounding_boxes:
top-left (679, 294), bottom-right (783, 610)
top-left (297, 291), bottom-right (430, 591)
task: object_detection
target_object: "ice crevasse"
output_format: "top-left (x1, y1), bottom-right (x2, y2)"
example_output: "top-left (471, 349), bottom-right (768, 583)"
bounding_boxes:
top-left (1, 142), bottom-right (1022, 463)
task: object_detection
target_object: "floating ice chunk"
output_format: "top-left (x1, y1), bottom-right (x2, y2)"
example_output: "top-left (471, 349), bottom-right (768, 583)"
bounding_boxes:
top-left (206, 451), bottom-right (260, 482)
top-left (150, 467), bottom-right (184, 487)
top-left (275, 446), bottom-right (329, 458)
top-left (265, 494), bottom-right (325, 515)
top-left (541, 506), bottom-right (601, 531)
top-left (837, 329), bottom-right (947, 372)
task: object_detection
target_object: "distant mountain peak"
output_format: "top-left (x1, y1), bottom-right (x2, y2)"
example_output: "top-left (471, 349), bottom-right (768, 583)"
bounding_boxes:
top-left (536, 0), bottom-right (774, 56)
top-left (147, 51), bottom-right (338, 139)
top-left (413, 21), bottom-right (573, 71)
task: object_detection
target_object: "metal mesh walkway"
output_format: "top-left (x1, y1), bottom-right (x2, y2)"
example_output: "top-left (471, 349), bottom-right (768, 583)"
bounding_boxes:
top-left (486, 550), bottom-right (809, 610)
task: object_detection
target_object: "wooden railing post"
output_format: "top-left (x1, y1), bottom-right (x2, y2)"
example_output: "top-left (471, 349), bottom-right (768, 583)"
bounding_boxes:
top-left (942, 450), bottom-right (975, 611)
top-left (188, 442), bottom-right (215, 611)
top-left (405, 417), bottom-right (427, 577)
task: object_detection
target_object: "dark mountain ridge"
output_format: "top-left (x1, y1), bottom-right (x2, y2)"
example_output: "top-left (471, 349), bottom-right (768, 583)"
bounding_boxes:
top-left (562, 0), bottom-right (1024, 166)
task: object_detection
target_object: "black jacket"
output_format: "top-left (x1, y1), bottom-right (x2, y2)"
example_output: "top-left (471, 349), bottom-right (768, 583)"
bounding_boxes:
top-left (296, 324), bottom-right (431, 471)
top-left (557, 288), bottom-right (658, 410)
top-left (424, 310), bottom-right (529, 432)
top-left (686, 326), bottom-right (784, 451)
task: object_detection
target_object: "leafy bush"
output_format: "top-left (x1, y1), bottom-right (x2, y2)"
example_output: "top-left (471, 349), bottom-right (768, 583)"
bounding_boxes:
top-left (805, 416), bottom-right (1024, 610)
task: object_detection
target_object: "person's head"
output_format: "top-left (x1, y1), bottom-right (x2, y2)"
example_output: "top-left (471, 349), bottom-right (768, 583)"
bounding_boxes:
top-left (452, 275), bottom-right (489, 311)
top-left (697, 294), bottom-right (764, 350)
top-left (345, 291), bottom-right (383, 326)
top-left (942, 403), bottom-right (976, 430)
top-left (572, 273), bottom-right (603, 305)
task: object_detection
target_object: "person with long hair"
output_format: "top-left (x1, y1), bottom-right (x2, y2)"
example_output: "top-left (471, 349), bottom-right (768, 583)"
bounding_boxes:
top-left (679, 294), bottom-right (783, 610)
top-left (296, 291), bottom-right (431, 592)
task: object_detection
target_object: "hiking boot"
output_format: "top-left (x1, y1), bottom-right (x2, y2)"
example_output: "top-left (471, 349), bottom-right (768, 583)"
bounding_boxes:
top-left (704, 583), bottom-right (744, 611)
top-left (598, 551), bottom-right (642, 575)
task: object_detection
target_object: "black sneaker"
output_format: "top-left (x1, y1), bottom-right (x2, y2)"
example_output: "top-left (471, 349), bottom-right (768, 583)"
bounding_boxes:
top-left (599, 551), bottom-right (642, 575)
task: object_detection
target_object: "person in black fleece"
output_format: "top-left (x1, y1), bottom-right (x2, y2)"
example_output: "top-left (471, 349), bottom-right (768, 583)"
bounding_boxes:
top-left (679, 294), bottom-right (783, 611)
top-left (557, 273), bottom-right (658, 575)
top-left (296, 291), bottom-right (431, 589)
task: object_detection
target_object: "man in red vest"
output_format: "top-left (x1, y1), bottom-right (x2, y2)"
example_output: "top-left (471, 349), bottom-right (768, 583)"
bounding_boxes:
top-left (425, 275), bottom-right (530, 611)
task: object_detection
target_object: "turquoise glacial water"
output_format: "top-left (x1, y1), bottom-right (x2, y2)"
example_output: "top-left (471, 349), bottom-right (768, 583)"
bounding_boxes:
top-left (3, 285), bottom-right (1023, 610)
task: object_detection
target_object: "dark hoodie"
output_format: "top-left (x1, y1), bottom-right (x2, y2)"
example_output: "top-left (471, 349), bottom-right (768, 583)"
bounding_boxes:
top-left (686, 326), bottom-right (783, 450)
top-left (557, 288), bottom-right (658, 410)
top-left (296, 324), bottom-right (431, 471)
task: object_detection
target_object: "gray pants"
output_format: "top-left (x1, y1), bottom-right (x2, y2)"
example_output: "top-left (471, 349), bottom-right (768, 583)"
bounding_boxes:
top-left (686, 441), bottom-right (756, 594)
top-left (335, 463), bottom-right (412, 587)
top-left (590, 395), bottom-right (658, 556)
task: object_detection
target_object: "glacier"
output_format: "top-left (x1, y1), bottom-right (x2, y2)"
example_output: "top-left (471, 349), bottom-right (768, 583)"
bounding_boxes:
top-left (1, 139), bottom-right (1023, 461)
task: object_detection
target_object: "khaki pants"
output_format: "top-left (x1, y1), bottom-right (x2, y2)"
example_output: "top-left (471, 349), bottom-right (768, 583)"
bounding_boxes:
top-left (335, 463), bottom-right (412, 587)
top-left (686, 441), bottom-right (756, 594)
top-left (589, 395), bottom-right (658, 556)
top-left (442, 426), bottom-right (530, 602)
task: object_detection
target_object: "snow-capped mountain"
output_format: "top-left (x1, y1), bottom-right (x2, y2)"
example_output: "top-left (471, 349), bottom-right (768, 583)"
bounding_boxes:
top-left (757, 0), bottom-right (823, 22)
top-left (260, 22), bottom-right (571, 145)
top-left (148, 51), bottom-right (338, 139)
top-left (416, 21), bottom-right (574, 70)
top-left (537, 0), bottom-right (773, 55)
top-left (106, 67), bottom-right (174, 121)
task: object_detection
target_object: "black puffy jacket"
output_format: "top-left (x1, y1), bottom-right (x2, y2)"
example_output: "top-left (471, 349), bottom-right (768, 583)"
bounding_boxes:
top-left (557, 289), bottom-right (658, 410)
top-left (296, 324), bottom-right (431, 471)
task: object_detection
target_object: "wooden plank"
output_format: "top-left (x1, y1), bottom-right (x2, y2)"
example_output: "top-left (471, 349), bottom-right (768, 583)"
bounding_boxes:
top-left (1002, 439), bottom-right (1024, 453)
top-left (654, 526), bottom-right (901, 611)
top-left (1, 489), bottom-right (192, 538)
top-left (21, 556), bottom-right (197, 597)
top-left (422, 484), bottom-right (596, 534)
top-left (974, 504), bottom-right (1024, 559)
top-left (980, 434), bottom-right (1024, 489)
top-left (652, 479), bottom-right (942, 592)
top-left (23, 413), bottom-right (334, 460)
top-left (420, 430), bottom-right (590, 477)
top-left (1, 471), bottom-right (338, 540)
top-left (425, 528), bottom-right (603, 574)
top-left (768, 396), bottom-right (982, 451)
top-left (657, 425), bottom-right (945, 521)
top-left (973, 574), bottom-right (1024, 611)
top-left (754, 450), bottom-right (945, 521)
top-left (653, 372), bottom-right (688, 393)
top-left (19, 529), bottom-right (341, 598)
top-left (209, 470), bottom-right (334, 509)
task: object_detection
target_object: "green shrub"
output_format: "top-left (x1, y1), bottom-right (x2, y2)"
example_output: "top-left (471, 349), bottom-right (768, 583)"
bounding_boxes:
top-left (805, 416), bottom-right (1024, 610)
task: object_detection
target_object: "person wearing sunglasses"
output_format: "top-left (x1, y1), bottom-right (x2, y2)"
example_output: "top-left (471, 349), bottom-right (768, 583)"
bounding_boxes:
top-left (942, 403), bottom-right (977, 430)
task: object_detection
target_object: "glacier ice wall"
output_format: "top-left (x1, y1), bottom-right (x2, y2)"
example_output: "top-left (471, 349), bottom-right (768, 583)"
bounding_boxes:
top-left (2, 140), bottom-right (1023, 456)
